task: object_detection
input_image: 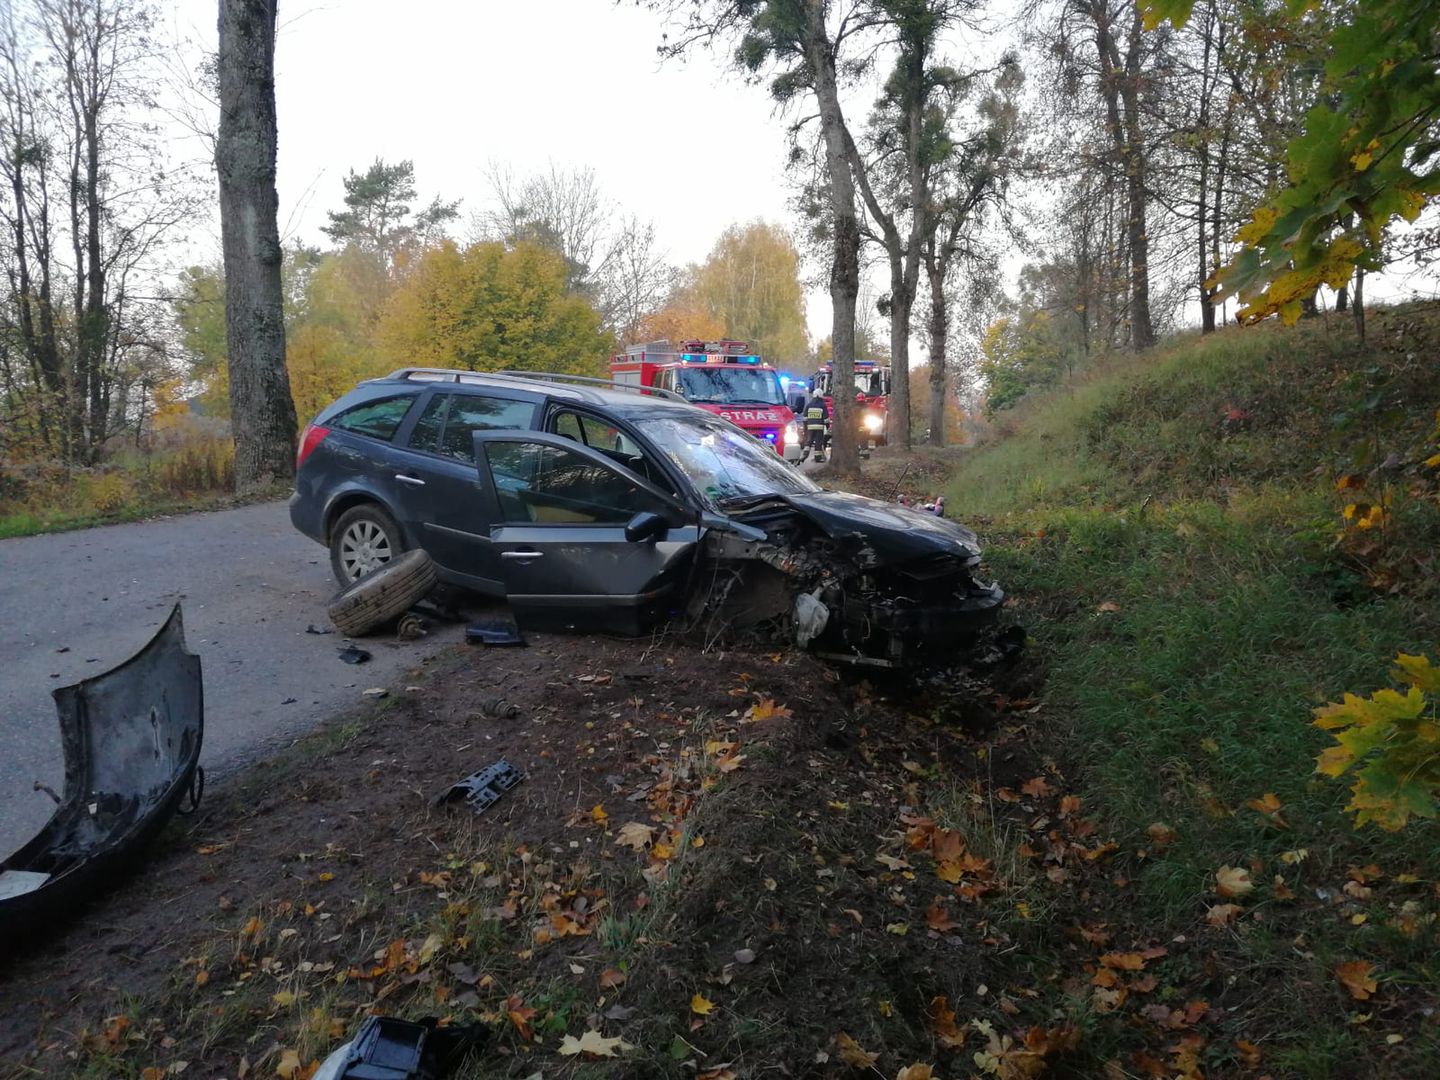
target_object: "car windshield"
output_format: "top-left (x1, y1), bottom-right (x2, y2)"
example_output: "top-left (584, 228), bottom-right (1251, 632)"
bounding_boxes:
top-left (676, 366), bottom-right (784, 406)
top-left (642, 414), bottom-right (819, 504)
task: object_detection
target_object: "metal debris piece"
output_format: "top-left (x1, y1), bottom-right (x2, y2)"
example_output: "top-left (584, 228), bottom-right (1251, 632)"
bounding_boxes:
top-left (477, 696), bottom-right (519, 720)
top-left (306, 624), bottom-right (334, 635)
top-left (434, 759), bottom-right (525, 814)
top-left (338, 645), bottom-right (371, 664)
top-left (396, 612), bottom-right (428, 641)
top-left (313, 1015), bottom-right (486, 1080)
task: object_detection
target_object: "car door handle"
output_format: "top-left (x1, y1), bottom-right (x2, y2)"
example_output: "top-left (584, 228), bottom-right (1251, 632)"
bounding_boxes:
top-left (501, 550), bottom-right (544, 560)
top-left (394, 474), bottom-right (426, 487)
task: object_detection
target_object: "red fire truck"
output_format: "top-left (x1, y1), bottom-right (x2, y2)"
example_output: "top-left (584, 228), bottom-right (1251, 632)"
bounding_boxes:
top-left (610, 340), bottom-right (802, 461)
top-left (812, 359), bottom-right (892, 447)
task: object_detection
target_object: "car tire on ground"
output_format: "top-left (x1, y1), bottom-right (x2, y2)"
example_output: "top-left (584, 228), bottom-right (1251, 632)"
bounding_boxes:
top-left (327, 549), bottom-right (438, 638)
top-left (330, 503), bottom-right (405, 586)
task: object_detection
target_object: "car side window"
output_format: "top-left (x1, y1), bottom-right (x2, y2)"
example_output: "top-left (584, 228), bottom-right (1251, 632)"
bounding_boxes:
top-left (486, 441), bottom-right (670, 525)
top-left (407, 393), bottom-right (450, 453)
top-left (329, 394), bottom-right (416, 441)
top-left (548, 409), bottom-right (667, 488)
top-left (439, 395), bottom-right (536, 461)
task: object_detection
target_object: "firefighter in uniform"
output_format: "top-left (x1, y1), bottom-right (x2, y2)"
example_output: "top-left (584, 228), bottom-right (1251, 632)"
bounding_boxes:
top-left (804, 390), bottom-right (830, 461)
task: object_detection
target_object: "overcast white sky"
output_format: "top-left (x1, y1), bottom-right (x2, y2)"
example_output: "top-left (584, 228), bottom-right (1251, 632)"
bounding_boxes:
top-left (173, 0), bottom-right (841, 337)
top-left (167, 1), bottom-right (1436, 344)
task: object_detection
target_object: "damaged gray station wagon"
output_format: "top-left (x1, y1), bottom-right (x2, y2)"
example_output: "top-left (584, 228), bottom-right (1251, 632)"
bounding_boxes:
top-left (289, 368), bottom-right (1004, 668)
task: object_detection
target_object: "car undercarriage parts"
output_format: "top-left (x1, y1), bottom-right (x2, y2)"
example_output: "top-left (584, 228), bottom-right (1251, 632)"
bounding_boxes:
top-left (328, 549), bottom-right (438, 637)
top-left (434, 759), bottom-right (525, 814)
top-left (0, 604), bottom-right (203, 952)
top-left (312, 1015), bottom-right (487, 1080)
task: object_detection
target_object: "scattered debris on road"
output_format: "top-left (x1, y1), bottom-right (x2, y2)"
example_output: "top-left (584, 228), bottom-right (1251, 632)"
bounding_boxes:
top-left (434, 759), bottom-right (526, 815)
top-left (0, 604), bottom-right (203, 952)
top-left (312, 1014), bottom-right (486, 1080)
top-left (337, 645), bottom-right (372, 665)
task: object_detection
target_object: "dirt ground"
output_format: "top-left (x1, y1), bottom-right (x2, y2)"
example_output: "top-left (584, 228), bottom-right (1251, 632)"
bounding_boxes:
top-left (9, 457), bottom-right (1424, 1079)
top-left (0, 594), bottom-right (1105, 1080)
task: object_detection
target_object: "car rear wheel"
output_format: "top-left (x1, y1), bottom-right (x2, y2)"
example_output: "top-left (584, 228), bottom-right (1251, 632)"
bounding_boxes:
top-left (327, 549), bottom-right (438, 638)
top-left (330, 504), bottom-right (404, 586)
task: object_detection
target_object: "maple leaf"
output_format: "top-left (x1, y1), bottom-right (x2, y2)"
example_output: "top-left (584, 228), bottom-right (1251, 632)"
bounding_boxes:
top-left (744, 696), bottom-right (793, 723)
top-left (926, 903), bottom-right (960, 933)
top-left (897, 1066), bottom-right (936, 1080)
top-left (274, 1049), bottom-right (302, 1079)
top-left (927, 996), bottom-right (967, 1048)
top-left (935, 860), bottom-right (964, 884)
top-left (507, 1000), bottom-right (537, 1041)
top-left (931, 828), bottom-right (965, 863)
top-left (691, 993), bottom-right (716, 1015)
top-left (1246, 792), bottom-right (1287, 827)
top-left (600, 968), bottom-right (626, 989)
top-left (558, 1030), bottom-right (633, 1057)
top-left (1214, 866), bottom-right (1254, 898)
top-left (615, 822), bottom-right (655, 850)
top-left (1335, 960), bottom-right (1379, 1000)
top-left (716, 753), bottom-right (746, 773)
top-left (590, 804), bottom-right (609, 824)
top-left (1099, 952), bottom-right (1147, 971)
top-left (835, 1032), bottom-right (879, 1068)
top-left (1206, 903), bottom-right (1243, 927)
top-left (876, 853), bottom-right (911, 871)
top-left (1021, 776), bottom-right (1053, 798)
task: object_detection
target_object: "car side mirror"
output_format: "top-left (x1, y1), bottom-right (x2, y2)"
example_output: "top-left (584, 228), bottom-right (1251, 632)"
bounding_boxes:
top-left (624, 510), bottom-right (670, 544)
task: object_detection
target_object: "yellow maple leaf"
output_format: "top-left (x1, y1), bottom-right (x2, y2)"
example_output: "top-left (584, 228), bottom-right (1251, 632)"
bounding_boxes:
top-left (691, 993), bottom-right (716, 1015)
top-left (835, 1032), bottom-right (879, 1068)
top-left (1215, 866), bottom-right (1254, 898)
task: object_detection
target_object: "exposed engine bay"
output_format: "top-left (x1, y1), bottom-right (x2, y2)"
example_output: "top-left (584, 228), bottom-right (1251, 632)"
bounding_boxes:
top-left (689, 491), bottom-right (1006, 668)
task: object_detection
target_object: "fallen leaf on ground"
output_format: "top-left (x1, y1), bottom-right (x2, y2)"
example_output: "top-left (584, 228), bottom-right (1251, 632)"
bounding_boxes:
top-left (600, 968), bottom-right (626, 989)
top-left (927, 996), bottom-right (967, 1048)
top-left (1021, 776), bottom-right (1053, 798)
top-left (835, 1032), bottom-right (879, 1068)
top-left (274, 1050), bottom-right (302, 1079)
top-left (1215, 865), bottom-right (1254, 898)
top-left (1335, 960), bottom-right (1379, 1000)
top-left (557, 1030), bottom-right (632, 1057)
top-left (1246, 792), bottom-right (1287, 827)
top-left (615, 822), bottom-right (655, 850)
top-left (691, 993), bottom-right (715, 1015)
top-left (897, 1065), bottom-right (935, 1080)
top-left (1146, 822), bottom-right (1177, 848)
top-left (744, 697), bottom-right (792, 723)
top-left (590, 804), bottom-right (609, 824)
top-left (926, 903), bottom-right (960, 933)
top-left (1206, 903), bottom-right (1243, 927)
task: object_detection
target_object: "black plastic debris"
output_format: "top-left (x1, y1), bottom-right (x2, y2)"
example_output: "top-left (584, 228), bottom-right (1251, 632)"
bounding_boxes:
top-left (464, 607), bottom-right (524, 647)
top-left (434, 759), bottom-right (525, 815)
top-left (0, 604), bottom-right (203, 952)
top-left (338, 645), bottom-right (372, 665)
top-left (306, 624), bottom-right (334, 635)
top-left (312, 1015), bottom-right (486, 1080)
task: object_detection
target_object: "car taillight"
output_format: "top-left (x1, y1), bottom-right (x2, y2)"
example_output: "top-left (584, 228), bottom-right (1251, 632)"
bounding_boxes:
top-left (296, 424), bottom-right (330, 469)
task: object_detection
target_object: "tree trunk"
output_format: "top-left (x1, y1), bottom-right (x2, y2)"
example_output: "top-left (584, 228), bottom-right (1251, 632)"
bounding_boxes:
top-left (217, 0), bottom-right (297, 490)
top-left (802, 0), bottom-right (859, 473)
top-left (925, 253), bottom-right (948, 447)
top-left (888, 253), bottom-right (913, 451)
top-left (1120, 5), bottom-right (1153, 349)
top-left (1352, 267), bottom-right (1365, 343)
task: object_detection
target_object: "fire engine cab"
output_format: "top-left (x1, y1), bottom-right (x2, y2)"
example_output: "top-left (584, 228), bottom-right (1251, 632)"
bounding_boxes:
top-left (610, 340), bottom-right (803, 462)
top-left (812, 359), bottom-right (892, 446)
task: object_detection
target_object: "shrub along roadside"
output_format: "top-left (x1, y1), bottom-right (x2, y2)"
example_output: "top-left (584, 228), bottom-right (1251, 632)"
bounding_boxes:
top-left (0, 436), bottom-right (256, 539)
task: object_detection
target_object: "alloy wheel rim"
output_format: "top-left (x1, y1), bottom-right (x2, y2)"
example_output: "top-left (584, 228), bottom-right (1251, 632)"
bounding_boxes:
top-left (340, 520), bottom-right (392, 580)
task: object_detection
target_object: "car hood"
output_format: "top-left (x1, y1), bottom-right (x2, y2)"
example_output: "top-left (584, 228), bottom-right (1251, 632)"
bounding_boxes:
top-left (732, 490), bottom-right (982, 562)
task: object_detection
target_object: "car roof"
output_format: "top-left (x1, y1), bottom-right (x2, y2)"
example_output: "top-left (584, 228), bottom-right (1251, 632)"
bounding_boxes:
top-left (365, 368), bottom-right (700, 413)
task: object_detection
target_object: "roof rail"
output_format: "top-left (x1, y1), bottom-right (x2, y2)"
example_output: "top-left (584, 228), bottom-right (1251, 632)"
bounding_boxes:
top-left (384, 366), bottom-right (684, 403)
top-left (494, 370), bottom-right (685, 402)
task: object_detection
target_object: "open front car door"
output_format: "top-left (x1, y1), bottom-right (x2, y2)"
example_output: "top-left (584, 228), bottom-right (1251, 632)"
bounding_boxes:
top-left (472, 430), bottom-right (701, 634)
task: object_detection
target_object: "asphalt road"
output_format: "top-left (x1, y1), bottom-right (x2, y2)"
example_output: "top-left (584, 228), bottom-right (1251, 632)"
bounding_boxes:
top-left (0, 501), bottom-right (457, 861)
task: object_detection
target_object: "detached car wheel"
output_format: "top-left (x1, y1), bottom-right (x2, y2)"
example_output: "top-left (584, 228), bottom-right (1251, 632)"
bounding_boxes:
top-left (330, 504), bottom-right (404, 585)
top-left (327, 549), bottom-right (438, 638)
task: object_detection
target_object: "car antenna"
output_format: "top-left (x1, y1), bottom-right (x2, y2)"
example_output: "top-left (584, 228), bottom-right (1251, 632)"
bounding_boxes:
top-left (888, 461), bottom-right (912, 502)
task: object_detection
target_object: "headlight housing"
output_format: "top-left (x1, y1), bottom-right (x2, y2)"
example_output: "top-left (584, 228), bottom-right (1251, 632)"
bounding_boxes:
top-left (862, 412), bottom-right (884, 433)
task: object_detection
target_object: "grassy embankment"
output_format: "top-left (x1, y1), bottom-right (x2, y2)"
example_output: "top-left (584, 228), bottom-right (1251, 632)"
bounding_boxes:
top-left (941, 301), bottom-right (1440, 1068)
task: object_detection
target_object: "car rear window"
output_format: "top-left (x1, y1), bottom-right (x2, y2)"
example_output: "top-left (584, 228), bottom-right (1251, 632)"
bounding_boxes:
top-left (438, 395), bottom-right (536, 461)
top-left (329, 394), bottom-right (416, 441)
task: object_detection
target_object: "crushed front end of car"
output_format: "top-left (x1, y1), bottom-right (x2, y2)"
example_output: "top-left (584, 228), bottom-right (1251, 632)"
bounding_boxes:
top-left (690, 490), bottom-right (1005, 669)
